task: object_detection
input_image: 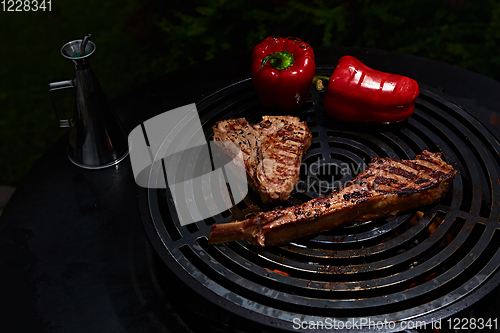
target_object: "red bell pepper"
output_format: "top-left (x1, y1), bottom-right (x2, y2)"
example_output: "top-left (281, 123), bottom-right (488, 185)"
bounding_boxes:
top-left (251, 36), bottom-right (316, 112)
top-left (322, 55), bottom-right (420, 124)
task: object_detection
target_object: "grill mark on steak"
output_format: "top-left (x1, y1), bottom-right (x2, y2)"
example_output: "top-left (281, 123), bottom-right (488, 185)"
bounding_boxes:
top-left (343, 190), bottom-right (372, 201)
top-left (387, 167), bottom-right (417, 179)
top-left (374, 176), bottom-right (399, 185)
top-left (213, 116), bottom-right (312, 203)
top-left (208, 150), bottom-right (457, 247)
top-left (397, 188), bottom-right (419, 196)
top-left (400, 160), bottom-right (433, 172)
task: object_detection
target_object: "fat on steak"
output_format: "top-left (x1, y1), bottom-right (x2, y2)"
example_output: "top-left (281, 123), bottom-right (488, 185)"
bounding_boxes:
top-left (213, 116), bottom-right (312, 203)
top-left (208, 150), bottom-right (457, 247)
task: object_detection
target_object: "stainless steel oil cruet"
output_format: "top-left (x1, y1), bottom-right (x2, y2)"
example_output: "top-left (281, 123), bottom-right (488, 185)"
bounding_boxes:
top-left (49, 34), bottom-right (129, 169)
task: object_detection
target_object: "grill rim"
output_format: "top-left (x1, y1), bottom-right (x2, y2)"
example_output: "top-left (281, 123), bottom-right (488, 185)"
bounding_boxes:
top-left (139, 72), bottom-right (500, 331)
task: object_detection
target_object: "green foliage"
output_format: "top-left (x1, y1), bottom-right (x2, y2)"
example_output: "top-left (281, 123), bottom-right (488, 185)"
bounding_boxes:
top-left (2, 0), bottom-right (499, 186)
top-left (156, 0), bottom-right (349, 72)
top-left (156, 0), bottom-right (500, 80)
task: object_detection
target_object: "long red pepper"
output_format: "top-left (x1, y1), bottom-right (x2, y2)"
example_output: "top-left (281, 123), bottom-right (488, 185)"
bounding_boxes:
top-left (322, 56), bottom-right (420, 124)
top-left (251, 36), bottom-right (316, 112)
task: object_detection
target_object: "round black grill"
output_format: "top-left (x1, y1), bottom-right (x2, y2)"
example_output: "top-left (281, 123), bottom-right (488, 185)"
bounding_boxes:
top-left (142, 69), bottom-right (500, 331)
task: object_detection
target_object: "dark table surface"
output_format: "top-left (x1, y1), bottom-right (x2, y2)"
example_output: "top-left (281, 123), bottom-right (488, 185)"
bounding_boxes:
top-left (2, 46), bottom-right (500, 333)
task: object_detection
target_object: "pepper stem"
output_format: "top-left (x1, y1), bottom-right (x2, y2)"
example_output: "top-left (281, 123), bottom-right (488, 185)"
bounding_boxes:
top-left (312, 75), bottom-right (330, 90)
top-left (260, 50), bottom-right (294, 71)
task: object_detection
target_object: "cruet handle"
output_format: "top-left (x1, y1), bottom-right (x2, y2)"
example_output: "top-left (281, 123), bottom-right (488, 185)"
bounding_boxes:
top-left (49, 80), bottom-right (74, 128)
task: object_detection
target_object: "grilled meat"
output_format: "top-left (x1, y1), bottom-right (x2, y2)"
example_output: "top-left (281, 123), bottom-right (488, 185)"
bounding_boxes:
top-left (208, 150), bottom-right (457, 247)
top-left (213, 116), bottom-right (312, 203)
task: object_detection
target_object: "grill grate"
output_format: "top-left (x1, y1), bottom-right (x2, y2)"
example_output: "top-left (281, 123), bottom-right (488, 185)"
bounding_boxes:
top-left (142, 69), bottom-right (500, 331)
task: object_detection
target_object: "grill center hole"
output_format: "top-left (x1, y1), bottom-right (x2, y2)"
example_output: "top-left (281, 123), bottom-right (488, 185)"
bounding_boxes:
top-left (316, 164), bottom-right (345, 183)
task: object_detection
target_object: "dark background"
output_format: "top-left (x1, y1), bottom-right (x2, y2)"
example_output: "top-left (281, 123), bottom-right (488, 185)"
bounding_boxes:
top-left (1, 0), bottom-right (499, 188)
